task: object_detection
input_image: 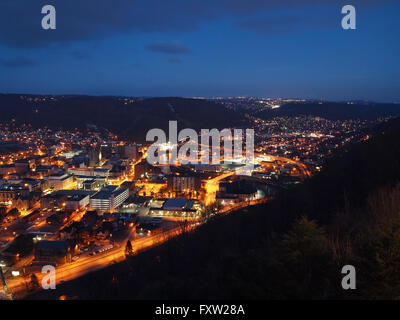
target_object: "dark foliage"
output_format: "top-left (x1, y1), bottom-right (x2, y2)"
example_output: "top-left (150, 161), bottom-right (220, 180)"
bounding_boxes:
top-left (256, 102), bottom-right (400, 121)
top-left (0, 94), bottom-right (247, 142)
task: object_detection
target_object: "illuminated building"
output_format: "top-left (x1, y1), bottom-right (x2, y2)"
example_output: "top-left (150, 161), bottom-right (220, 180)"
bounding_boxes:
top-left (124, 144), bottom-right (138, 160)
top-left (0, 164), bottom-right (16, 176)
top-left (167, 174), bottom-right (201, 192)
top-left (89, 186), bottom-right (129, 211)
top-left (134, 160), bottom-right (161, 179)
top-left (68, 167), bottom-right (110, 178)
top-left (14, 158), bottom-right (35, 174)
top-left (34, 240), bottom-right (73, 264)
top-left (194, 164), bottom-right (222, 172)
top-left (87, 149), bottom-right (101, 167)
top-left (45, 172), bottom-right (74, 191)
top-left (65, 194), bottom-right (90, 211)
top-left (149, 198), bottom-right (204, 218)
top-left (80, 178), bottom-right (105, 191)
top-left (40, 190), bottom-right (94, 210)
top-left (15, 193), bottom-right (40, 211)
top-left (0, 183), bottom-right (30, 205)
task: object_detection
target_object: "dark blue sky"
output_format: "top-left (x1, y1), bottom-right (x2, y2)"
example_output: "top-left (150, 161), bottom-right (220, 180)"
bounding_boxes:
top-left (0, 0), bottom-right (399, 101)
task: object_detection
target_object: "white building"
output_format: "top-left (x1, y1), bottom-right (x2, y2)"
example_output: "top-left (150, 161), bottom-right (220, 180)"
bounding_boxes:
top-left (46, 172), bottom-right (74, 191)
top-left (90, 186), bottom-right (129, 212)
top-left (65, 194), bottom-right (90, 211)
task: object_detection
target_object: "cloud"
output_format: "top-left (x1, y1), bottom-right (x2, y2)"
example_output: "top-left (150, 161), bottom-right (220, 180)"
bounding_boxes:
top-left (0, 0), bottom-right (216, 48)
top-left (217, 0), bottom-right (396, 13)
top-left (0, 56), bottom-right (37, 67)
top-left (234, 12), bottom-right (337, 35)
top-left (0, 0), bottom-right (394, 48)
top-left (146, 42), bottom-right (191, 54)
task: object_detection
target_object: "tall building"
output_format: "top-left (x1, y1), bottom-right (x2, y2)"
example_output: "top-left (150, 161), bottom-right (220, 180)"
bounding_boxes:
top-left (101, 144), bottom-right (113, 159)
top-left (45, 172), bottom-right (74, 191)
top-left (167, 174), bottom-right (202, 192)
top-left (124, 144), bottom-right (137, 160)
top-left (0, 164), bottom-right (15, 176)
top-left (65, 194), bottom-right (90, 211)
top-left (14, 158), bottom-right (35, 174)
top-left (89, 185), bottom-right (129, 212)
top-left (0, 183), bottom-right (30, 205)
top-left (87, 149), bottom-right (101, 167)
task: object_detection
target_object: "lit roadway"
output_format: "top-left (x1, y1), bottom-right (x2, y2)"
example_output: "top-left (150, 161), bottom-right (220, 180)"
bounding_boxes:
top-left (203, 171), bottom-right (236, 206)
top-left (255, 153), bottom-right (312, 178)
top-left (6, 223), bottom-right (191, 298)
top-left (202, 153), bottom-right (310, 206)
top-left (218, 198), bottom-right (272, 215)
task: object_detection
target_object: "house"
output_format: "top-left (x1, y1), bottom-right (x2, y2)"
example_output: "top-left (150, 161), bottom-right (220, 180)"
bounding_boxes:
top-left (34, 240), bottom-right (73, 265)
top-left (46, 211), bottom-right (70, 225)
top-left (15, 192), bottom-right (41, 211)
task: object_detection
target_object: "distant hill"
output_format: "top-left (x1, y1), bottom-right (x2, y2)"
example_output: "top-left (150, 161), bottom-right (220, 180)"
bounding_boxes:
top-left (255, 102), bottom-right (400, 120)
top-left (28, 117), bottom-right (400, 300)
top-left (2, 95), bottom-right (399, 142)
top-left (0, 94), bottom-right (247, 142)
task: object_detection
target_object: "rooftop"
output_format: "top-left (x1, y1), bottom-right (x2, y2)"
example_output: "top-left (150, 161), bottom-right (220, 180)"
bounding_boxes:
top-left (36, 240), bottom-right (69, 251)
top-left (163, 198), bottom-right (194, 210)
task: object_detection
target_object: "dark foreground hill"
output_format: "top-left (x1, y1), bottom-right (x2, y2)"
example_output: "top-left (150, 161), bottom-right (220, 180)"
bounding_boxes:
top-left (28, 118), bottom-right (400, 300)
top-left (0, 94), bottom-right (247, 141)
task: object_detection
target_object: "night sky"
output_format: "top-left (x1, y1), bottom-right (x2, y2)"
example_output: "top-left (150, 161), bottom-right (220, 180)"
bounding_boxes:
top-left (0, 0), bottom-right (399, 101)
